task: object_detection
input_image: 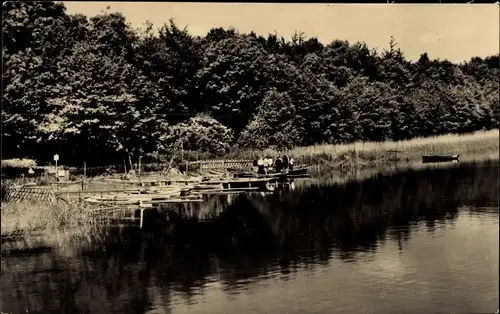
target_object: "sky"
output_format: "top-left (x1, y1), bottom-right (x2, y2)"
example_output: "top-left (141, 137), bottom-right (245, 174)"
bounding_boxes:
top-left (63, 2), bottom-right (499, 63)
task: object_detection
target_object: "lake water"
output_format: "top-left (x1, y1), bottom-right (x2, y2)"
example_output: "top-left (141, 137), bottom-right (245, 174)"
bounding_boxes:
top-left (1, 161), bottom-right (499, 314)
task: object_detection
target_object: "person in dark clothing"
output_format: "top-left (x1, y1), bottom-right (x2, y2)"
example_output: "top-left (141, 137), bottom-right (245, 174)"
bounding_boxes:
top-left (275, 157), bottom-right (283, 173)
top-left (257, 157), bottom-right (265, 174)
top-left (252, 159), bottom-right (258, 173)
top-left (282, 155), bottom-right (289, 170)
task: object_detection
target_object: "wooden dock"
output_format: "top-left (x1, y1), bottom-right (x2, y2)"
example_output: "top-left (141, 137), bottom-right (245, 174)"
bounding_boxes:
top-left (3, 172), bottom-right (305, 228)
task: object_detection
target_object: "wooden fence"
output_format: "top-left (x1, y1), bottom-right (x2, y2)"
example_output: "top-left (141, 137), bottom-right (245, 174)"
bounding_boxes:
top-left (3, 185), bottom-right (57, 203)
top-left (187, 160), bottom-right (253, 170)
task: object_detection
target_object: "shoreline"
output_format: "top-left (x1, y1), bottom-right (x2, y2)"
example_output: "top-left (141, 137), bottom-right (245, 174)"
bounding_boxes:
top-left (304, 157), bottom-right (500, 188)
top-left (221, 129), bottom-right (499, 170)
top-left (2, 130), bottom-right (498, 250)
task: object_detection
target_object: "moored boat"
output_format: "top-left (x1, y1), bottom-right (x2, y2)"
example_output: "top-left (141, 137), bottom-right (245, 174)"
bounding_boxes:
top-left (422, 154), bottom-right (460, 163)
top-left (232, 166), bottom-right (309, 178)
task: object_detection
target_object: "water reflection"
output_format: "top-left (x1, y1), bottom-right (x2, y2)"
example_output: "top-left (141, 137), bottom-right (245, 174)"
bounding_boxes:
top-left (1, 161), bottom-right (498, 314)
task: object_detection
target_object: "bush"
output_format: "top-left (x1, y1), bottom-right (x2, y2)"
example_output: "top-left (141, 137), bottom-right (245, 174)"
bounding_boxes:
top-left (164, 115), bottom-right (235, 155)
top-left (1, 158), bottom-right (37, 168)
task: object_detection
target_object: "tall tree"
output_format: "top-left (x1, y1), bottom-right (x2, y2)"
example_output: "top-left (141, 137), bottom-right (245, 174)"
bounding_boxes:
top-left (138, 20), bottom-right (204, 122)
top-left (195, 34), bottom-right (269, 133)
top-left (239, 89), bottom-right (304, 149)
top-left (41, 41), bottom-right (168, 167)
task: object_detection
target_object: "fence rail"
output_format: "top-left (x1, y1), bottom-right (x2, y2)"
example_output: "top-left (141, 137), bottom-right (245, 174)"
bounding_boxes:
top-left (188, 159), bottom-right (253, 170)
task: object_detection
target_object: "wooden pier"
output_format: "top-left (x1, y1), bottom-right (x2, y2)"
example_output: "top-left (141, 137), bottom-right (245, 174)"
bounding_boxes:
top-left (3, 171), bottom-right (303, 229)
top-left (3, 177), bottom-right (282, 207)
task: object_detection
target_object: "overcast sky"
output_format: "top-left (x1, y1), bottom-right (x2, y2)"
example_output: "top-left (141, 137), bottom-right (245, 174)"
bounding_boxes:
top-left (63, 2), bottom-right (499, 63)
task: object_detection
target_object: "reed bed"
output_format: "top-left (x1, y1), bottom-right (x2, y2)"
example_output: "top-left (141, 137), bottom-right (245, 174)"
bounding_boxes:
top-left (225, 129), bottom-right (499, 168)
top-left (1, 201), bottom-right (100, 250)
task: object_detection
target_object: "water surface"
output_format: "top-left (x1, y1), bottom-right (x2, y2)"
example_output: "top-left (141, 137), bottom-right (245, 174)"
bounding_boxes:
top-left (1, 161), bottom-right (498, 314)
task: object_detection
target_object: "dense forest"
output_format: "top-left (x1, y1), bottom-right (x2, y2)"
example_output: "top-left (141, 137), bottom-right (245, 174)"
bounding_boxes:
top-left (2, 2), bottom-right (499, 167)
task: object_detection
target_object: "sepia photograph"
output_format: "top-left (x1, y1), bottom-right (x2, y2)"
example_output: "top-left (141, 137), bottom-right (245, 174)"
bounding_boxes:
top-left (1, 1), bottom-right (499, 313)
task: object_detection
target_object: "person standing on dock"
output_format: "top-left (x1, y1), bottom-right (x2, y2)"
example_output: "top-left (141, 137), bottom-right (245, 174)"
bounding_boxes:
top-left (264, 156), bottom-right (271, 175)
top-left (275, 156), bottom-right (283, 173)
top-left (252, 159), bottom-right (258, 173)
top-left (283, 155), bottom-right (289, 170)
top-left (289, 157), bottom-right (294, 171)
top-left (257, 157), bottom-right (265, 174)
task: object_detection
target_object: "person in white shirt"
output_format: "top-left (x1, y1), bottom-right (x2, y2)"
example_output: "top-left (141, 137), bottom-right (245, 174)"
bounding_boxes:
top-left (264, 156), bottom-right (273, 175)
top-left (289, 157), bottom-right (294, 171)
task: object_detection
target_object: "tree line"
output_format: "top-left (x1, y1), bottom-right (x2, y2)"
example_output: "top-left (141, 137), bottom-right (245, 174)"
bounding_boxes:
top-left (2, 2), bottom-right (499, 168)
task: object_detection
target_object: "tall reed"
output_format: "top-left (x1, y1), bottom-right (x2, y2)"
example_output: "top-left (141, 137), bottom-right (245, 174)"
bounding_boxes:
top-left (224, 129), bottom-right (499, 168)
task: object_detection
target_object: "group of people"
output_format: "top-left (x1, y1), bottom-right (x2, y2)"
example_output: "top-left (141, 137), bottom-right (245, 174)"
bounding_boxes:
top-left (253, 155), bottom-right (294, 175)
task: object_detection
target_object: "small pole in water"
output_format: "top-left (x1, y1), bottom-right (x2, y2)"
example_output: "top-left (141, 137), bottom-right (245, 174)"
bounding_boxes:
top-left (139, 201), bottom-right (144, 229)
top-left (83, 161), bottom-right (87, 191)
top-left (138, 156), bottom-right (141, 175)
top-left (181, 141), bottom-right (184, 163)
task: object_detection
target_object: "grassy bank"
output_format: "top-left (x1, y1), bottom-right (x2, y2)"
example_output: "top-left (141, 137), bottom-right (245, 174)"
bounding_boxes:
top-left (223, 129), bottom-right (499, 169)
top-left (1, 201), bottom-right (100, 253)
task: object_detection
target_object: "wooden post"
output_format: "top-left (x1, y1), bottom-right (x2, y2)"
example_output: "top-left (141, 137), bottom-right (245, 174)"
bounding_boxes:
top-left (83, 162), bottom-right (87, 191)
top-left (123, 160), bottom-right (128, 180)
top-left (139, 206), bottom-right (144, 229)
top-left (181, 141), bottom-right (184, 163)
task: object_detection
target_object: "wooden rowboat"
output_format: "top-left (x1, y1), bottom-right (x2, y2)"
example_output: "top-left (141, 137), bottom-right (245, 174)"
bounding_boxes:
top-left (422, 154), bottom-right (460, 163)
top-left (233, 166), bottom-right (309, 178)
